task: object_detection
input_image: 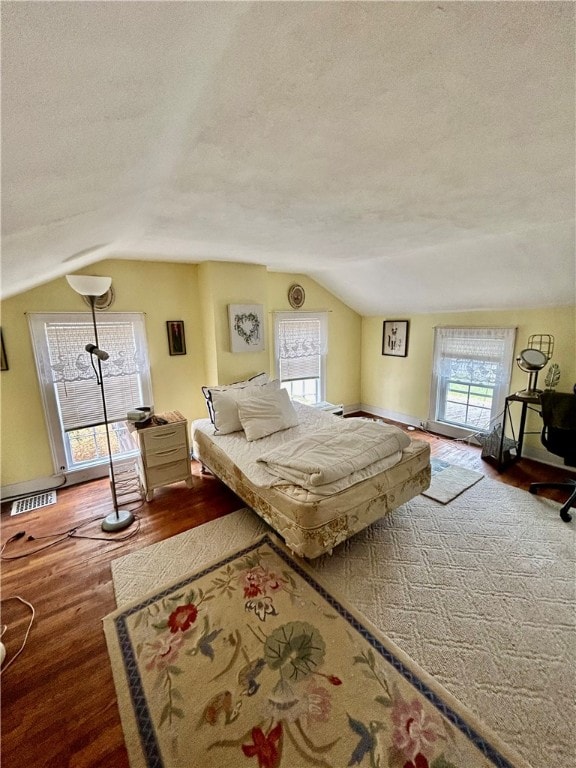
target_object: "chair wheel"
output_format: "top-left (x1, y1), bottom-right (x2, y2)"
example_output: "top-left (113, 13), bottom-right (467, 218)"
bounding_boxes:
top-left (560, 509), bottom-right (572, 523)
top-left (529, 486), bottom-right (538, 495)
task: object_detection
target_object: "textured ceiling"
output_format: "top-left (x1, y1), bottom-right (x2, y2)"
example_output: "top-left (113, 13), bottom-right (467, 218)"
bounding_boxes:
top-left (1, 1), bottom-right (574, 313)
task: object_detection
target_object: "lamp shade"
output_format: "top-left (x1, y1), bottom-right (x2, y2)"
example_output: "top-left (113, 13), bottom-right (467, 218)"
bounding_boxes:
top-left (66, 274), bottom-right (112, 297)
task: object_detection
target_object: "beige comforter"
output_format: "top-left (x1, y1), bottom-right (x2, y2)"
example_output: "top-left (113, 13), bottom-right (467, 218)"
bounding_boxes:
top-left (256, 418), bottom-right (411, 489)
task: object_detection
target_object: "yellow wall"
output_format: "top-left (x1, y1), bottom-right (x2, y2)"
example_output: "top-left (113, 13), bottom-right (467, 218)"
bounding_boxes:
top-left (2, 257), bottom-right (573, 488)
top-left (265, 273), bottom-right (362, 407)
top-left (0, 260), bottom-right (361, 487)
top-left (0, 260), bottom-right (206, 486)
top-left (361, 305), bottom-right (576, 452)
top-left (198, 262), bottom-right (270, 385)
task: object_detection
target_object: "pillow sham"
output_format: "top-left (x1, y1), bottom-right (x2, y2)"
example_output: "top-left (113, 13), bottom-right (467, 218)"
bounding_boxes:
top-left (237, 387), bottom-right (299, 441)
top-left (202, 372), bottom-right (270, 425)
top-left (210, 379), bottom-right (281, 435)
top-left (226, 372), bottom-right (269, 389)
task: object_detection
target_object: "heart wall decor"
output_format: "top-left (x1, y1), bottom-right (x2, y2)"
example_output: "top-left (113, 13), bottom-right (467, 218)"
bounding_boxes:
top-left (228, 304), bottom-right (265, 353)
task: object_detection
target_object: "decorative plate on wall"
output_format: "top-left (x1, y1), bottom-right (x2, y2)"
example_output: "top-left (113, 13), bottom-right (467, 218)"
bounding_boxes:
top-left (288, 283), bottom-right (305, 309)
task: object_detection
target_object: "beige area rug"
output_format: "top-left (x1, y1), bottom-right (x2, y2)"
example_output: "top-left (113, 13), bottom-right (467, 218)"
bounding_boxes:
top-left (105, 532), bottom-right (531, 768)
top-left (421, 458), bottom-right (484, 503)
top-left (111, 480), bottom-right (576, 768)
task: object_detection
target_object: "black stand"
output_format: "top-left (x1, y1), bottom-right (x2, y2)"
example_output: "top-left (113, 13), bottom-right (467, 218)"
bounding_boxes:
top-left (497, 393), bottom-right (541, 471)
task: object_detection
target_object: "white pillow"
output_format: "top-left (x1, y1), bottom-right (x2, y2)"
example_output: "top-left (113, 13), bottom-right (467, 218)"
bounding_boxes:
top-left (224, 372), bottom-right (269, 390)
top-left (211, 379), bottom-right (280, 434)
top-left (237, 388), bottom-right (299, 441)
top-left (202, 373), bottom-right (270, 426)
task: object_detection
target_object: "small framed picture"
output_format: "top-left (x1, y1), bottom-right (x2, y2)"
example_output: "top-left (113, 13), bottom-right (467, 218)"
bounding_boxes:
top-left (382, 320), bottom-right (409, 357)
top-left (0, 329), bottom-right (8, 371)
top-left (228, 304), bottom-right (265, 353)
top-left (166, 321), bottom-right (186, 356)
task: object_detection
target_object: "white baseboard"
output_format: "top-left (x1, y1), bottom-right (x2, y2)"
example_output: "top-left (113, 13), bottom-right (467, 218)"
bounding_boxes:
top-left (358, 405), bottom-right (574, 472)
top-left (521, 445), bottom-right (573, 471)
top-left (2, 411), bottom-right (572, 502)
top-left (357, 404), bottom-right (421, 428)
top-left (0, 466), bottom-right (111, 503)
top-left (1, 475), bottom-right (67, 503)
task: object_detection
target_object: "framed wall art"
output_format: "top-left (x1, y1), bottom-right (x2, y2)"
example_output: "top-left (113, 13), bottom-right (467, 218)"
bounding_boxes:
top-left (382, 320), bottom-right (409, 357)
top-left (228, 304), bottom-right (265, 353)
top-left (166, 320), bottom-right (186, 355)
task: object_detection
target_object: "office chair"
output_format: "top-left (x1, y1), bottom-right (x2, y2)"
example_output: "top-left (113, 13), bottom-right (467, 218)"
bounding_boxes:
top-left (529, 391), bottom-right (576, 522)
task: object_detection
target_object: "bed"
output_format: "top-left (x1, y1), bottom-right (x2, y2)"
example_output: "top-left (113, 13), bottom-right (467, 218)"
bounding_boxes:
top-left (191, 382), bottom-right (430, 558)
top-left (191, 379), bottom-right (430, 559)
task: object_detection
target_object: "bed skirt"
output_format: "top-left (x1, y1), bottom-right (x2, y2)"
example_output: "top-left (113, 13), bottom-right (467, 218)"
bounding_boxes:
top-left (192, 426), bottom-right (431, 558)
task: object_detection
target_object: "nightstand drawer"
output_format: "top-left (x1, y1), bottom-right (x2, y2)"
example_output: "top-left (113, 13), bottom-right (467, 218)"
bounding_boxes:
top-left (145, 444), bottom-right (189, 468)
top-left (140, 422), bottom-right (187, 454)
top-left (145, 459), bottom-right (191, 487)
top-left (128, 412), bottom-right (193, 501)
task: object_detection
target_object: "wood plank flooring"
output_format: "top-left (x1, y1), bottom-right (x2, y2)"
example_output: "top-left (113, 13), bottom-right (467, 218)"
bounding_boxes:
top-left (1, 426), bottom-right (574, 768)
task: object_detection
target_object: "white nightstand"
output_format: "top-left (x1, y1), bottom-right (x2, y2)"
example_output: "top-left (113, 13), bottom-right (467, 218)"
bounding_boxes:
top-left (130, 411), bottom-right (193, 501)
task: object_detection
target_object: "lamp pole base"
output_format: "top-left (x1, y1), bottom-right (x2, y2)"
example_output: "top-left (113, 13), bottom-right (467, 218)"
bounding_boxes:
top-left (514, 388), bottom-right (543, 400)
top-left (101, 509), bottom-right (135, 532)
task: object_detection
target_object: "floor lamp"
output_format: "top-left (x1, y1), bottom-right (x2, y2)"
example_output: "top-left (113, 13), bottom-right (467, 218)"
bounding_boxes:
top-left (66, 274), bottom-right (134, 532)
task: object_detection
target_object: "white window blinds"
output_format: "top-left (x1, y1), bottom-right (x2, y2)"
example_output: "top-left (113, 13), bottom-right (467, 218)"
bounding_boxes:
top-left (430, 326), bottom-right (516, 433)
top-left (29, 312), bottom-right (152, 432)
top-left (274, 312), bottom-right (328, 381)
top-left (432, 327), bottom-right (516, 384)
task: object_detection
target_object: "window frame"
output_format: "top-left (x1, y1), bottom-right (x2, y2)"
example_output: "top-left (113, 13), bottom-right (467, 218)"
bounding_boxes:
top-left (273, 311), bottom-right (328, 405)
top-left (428, 326), bottom-right (517, 439)
top-left (28, 311), bottom-right (152, 482)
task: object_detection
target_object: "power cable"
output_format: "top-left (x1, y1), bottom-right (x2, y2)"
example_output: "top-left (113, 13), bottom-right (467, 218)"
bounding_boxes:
top-left (0, 511), bottom-right (142, 561)
top-left (0, 596), bottom-right (35, 674)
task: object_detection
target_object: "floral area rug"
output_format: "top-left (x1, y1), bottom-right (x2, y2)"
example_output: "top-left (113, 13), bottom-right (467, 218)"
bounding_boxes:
top-left (103, 533), bottom-right (529, 768)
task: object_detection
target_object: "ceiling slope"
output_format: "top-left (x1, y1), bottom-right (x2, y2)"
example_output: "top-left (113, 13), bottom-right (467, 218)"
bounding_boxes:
top-left (1, 1), bottom-right (574, 312)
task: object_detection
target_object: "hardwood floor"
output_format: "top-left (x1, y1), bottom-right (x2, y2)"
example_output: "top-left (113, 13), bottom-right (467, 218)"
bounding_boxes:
top-left (1, 428), bottom-right (573, 768)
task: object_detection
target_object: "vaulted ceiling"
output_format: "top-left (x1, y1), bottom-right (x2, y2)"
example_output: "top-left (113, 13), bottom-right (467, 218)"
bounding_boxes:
top-left (2, 1), bottom-right (574, 314)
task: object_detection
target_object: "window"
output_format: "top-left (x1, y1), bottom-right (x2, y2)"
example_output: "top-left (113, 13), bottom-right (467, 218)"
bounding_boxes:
top-left (28, 312), bottom-right (152, 481)
top-left (429, 326), bottom-right (516, 437)
top-left (274, 312), bottom-right (328, 405)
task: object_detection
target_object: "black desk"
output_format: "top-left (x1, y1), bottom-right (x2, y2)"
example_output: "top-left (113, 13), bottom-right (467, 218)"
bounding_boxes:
top-left (497, 393), bottom-right (541, 470)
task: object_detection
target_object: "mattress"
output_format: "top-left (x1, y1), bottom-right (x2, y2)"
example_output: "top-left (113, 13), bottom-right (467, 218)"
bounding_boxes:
top-left (191, 404), bottom-right (431, 558)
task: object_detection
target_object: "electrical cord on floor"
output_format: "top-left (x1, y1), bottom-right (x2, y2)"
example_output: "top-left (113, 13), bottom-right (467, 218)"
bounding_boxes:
top-left (70, 514), bottom-right (142, 542)
top-left (0, 596), bottom-right (35, 674)
top-left (408, 425), bottom-right (440, 439)
top-left (413, 407), bottom-right (511, 446)
top-left (0, 510), bottom-right (142, 560)
top-left (364, 412), bottom-right (508, 446)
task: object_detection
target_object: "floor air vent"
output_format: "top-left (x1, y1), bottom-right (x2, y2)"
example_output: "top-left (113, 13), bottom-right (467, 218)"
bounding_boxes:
top-left (11, 491), bottom-right (57, 516)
